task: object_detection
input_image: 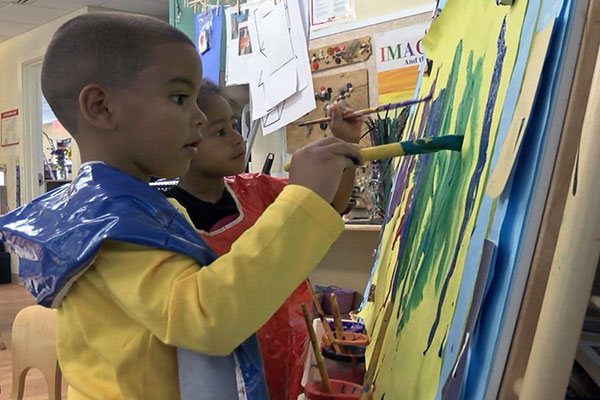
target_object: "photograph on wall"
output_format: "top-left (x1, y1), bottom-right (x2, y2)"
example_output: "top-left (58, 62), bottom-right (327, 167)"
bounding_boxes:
top-left (238, 26), bottom-right (252, 55)
top-left (225, 4), bottom-right (256, 85)
top-left (230, 9), bottom-right (249, 39)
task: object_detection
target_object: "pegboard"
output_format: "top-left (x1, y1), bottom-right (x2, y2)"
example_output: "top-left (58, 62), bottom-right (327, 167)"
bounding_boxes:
top-left (286, 69), bottom-right (370, 153)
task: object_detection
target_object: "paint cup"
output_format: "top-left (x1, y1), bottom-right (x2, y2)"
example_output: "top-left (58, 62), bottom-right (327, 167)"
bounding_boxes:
top-left (327, 320), bottom-right (365, 334)
top-left (321, 345), bottom-right (365, 384)
top-left (304, 379), bottom-right (363, 400)
top-left (322, 331), bottom-right (370, 350)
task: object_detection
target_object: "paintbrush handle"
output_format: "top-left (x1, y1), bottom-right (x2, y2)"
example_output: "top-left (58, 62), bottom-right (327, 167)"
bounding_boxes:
top-left (283, 135), bottom-right (463, 171)
top-left (330, 293), bottom-right (346, 341)
top-left (360, 301), bottom-right (394, 399)
top-left (306, 280), bottom-right (340, 350)
top-left (302, 303), bottom-right (332, 393)
top-left (305, 280), bottom-right (342, 352)
top-left (296, 96), bottom-right (431, 127)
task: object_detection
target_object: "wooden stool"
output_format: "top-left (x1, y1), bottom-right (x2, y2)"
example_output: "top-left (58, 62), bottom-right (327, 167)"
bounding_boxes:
top-left (11, 305), bottom-right (61, 400)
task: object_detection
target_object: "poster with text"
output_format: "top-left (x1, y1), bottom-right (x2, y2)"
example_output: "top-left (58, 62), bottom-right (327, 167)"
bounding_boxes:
top-left (374, 23), bottom-right (429, 105)
top-left (1, 109), bottom-right (19, 147)
top-left (310, 0), bottom-right (355, 30)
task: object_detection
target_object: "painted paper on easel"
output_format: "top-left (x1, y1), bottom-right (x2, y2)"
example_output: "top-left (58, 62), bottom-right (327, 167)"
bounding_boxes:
top-left (374, 23), bottom-right (429, 105)
top-left (358, 0), bottom-right (529, 398)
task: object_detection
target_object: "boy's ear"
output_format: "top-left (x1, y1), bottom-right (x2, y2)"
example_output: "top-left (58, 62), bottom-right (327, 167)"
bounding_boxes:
top-left (78, 84), bottom-right (117, 130)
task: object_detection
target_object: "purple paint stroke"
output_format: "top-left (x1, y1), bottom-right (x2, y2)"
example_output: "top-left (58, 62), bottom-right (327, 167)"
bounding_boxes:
top-left (390, 94), bottom-right (446, 303)
top-left (384, 72), bottom-right (439, 224)
top-left (423, 18), bottom-right (507, 355)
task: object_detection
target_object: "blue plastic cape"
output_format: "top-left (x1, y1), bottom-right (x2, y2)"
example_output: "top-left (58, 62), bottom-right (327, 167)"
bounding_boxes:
top-left (0, 162), bottom-right (268, 400)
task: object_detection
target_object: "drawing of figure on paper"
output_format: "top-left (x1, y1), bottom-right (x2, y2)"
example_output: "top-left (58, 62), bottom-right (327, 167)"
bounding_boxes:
top-left (239, 27), bottom-right (252, 56)
top-left (231, 10), bottom-right (248, 40)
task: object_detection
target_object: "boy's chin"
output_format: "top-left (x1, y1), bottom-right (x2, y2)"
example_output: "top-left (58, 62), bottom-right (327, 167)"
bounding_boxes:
top-left (156, 162), bottom-right (192, 179)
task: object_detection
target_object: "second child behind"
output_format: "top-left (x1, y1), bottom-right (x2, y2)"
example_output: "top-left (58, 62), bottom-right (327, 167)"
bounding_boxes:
top-left (166, 80), bottom-right (363, 400)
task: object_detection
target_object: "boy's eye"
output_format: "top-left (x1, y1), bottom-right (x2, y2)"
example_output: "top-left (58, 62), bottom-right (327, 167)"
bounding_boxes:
top-left (215, 129), bottom-right (225, 137)
top-left (171, 94), bottom-right (187, 105)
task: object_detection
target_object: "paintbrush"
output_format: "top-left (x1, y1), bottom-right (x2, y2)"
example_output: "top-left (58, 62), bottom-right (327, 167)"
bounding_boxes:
top-left (297, 95), bottom-right (432, 127)
top-left (301, 303), bottom-right (332, 393)
top-left (305, 279), bottom-right (342, 353)
top-left (330, 293), bottom-right (346, 341)
top-left (359, 301), bottom-right (394, 400)
top-left (283, 135), bottom-right (464, 172)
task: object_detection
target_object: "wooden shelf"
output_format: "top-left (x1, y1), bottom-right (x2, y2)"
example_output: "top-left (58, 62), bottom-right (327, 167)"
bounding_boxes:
top-left (344, 223), bottom-right (381, 232)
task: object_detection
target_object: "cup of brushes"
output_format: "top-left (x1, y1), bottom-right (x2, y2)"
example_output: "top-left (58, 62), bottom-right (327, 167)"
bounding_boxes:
top-left (302, 302), bottom-right (363, 399)
top-left (324, 293), bottom-right (370, 349)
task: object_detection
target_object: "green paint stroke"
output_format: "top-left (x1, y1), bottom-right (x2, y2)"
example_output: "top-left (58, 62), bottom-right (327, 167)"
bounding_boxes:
top-left (394, 42), bottom-right (487, 334)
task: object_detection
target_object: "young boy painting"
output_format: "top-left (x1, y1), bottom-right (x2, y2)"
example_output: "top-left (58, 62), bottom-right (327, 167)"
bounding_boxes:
top-left (0, 13), bottom-right (361, 400)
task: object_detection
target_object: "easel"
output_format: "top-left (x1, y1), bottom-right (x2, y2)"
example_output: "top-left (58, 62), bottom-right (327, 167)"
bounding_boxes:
top-left (497, 1), bottom-right (600, 398)
top-left (518, 39), bottom-right (600, 398)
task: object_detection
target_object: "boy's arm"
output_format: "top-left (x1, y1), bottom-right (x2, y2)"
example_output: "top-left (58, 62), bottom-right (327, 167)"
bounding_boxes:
top-left (93, 185), bottom-right (344, 356)
top-left (328, 103), bottom-right (363, 213)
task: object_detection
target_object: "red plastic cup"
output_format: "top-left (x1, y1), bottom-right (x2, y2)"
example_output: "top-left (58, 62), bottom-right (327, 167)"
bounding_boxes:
top-left (321, 345), bottom-right (365, 385)
top-left (304, 379), bottom-right (363, 400)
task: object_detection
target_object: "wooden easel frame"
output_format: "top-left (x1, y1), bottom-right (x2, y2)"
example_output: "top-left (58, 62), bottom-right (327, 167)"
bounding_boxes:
top-left (497, 1), bottom-right (600, 398)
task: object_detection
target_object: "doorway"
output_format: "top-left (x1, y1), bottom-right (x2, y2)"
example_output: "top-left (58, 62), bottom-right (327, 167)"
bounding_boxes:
top-left (21, 58), bottom-right (80, 203)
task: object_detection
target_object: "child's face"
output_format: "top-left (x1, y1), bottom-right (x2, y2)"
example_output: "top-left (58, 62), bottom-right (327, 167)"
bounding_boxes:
top-left (110, 43), bottom-right (206, 180)
top-left (188, 94), bottom-right (247, 178)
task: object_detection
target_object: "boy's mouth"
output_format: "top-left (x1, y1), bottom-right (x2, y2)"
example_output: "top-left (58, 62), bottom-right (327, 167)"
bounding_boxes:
top-left (183, 140), bottom-right (201, 155)
top-left (184, 139), bottom-right (201, 150)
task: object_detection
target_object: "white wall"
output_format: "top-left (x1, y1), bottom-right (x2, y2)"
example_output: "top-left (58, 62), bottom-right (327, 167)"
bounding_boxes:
top-left (0, 7), bottom-right (89, 203)
top-left (0, 8), bottom-right (89, 275)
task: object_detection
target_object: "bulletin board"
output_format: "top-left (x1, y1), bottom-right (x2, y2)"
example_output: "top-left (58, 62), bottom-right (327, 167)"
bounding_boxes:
top-left (285, 11), bottom-right (432, 153)
top-left (285, 69), bottom-right (369, 153)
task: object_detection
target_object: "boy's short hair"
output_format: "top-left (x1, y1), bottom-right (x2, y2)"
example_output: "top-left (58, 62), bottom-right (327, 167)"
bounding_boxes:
top-left (42, 12), bottom-right (195, 134)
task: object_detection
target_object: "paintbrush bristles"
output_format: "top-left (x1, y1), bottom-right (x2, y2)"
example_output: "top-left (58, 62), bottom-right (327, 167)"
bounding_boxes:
top-left (301, 303), bottom-right (332, 393)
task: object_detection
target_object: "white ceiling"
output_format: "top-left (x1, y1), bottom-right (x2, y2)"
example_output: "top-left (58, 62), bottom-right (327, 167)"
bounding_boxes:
top-left (0, 0), bottom-right (169, 43)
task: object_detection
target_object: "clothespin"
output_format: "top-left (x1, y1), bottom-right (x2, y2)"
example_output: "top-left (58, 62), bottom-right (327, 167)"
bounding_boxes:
top-left (432, 0), bottom-right (442, 19)
top-left (237, 0), bottom-right (241, 13)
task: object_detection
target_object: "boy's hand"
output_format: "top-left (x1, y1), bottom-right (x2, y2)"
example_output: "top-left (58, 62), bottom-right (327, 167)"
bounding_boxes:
top-left (288, 137), bottom-right (362, 203)
top-left (328, 101), bottom-right (363, 144)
